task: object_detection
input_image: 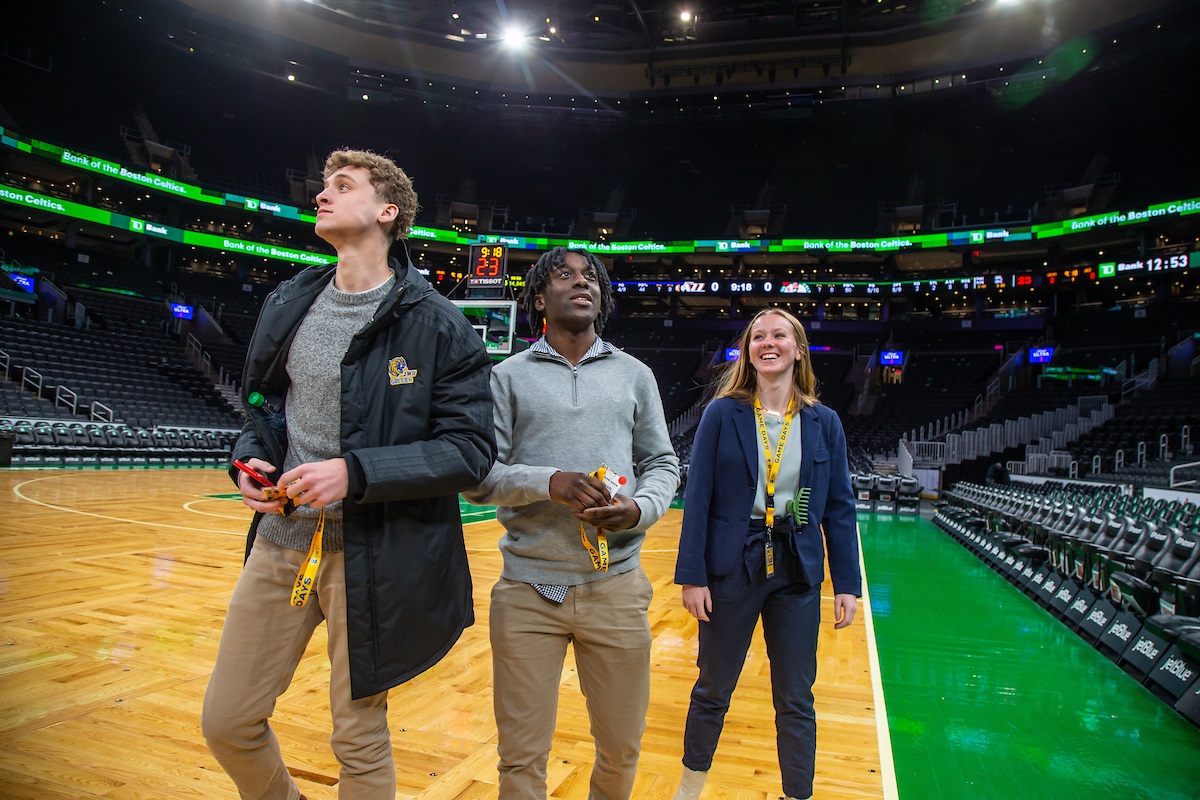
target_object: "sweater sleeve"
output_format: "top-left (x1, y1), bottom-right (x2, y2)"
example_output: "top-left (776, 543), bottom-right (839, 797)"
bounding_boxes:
top-left (461, 364), bottom-right (558, 507)
top-left (626, 364), bottom-right (681, 532)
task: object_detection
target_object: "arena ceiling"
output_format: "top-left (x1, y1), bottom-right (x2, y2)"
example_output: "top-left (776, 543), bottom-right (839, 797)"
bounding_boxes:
top-left (263, 0), bottom-right (976, 52)
top-left (168, 0), bottom-right (1188, 96)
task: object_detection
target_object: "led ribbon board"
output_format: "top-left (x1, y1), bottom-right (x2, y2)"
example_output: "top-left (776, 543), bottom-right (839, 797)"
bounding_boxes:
top-left (3, 125), bottom-right (1200, 264)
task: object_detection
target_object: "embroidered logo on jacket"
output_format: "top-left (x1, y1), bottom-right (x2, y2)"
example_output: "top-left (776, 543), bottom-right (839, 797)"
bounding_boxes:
top-left (388, 357), bottom-right (418, 385)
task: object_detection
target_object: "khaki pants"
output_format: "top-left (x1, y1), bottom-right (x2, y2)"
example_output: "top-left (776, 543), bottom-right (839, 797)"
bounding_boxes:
top-left (202, 538), bottom-right (394, 800)
top-left (490, 567), bottom-right (653, 800)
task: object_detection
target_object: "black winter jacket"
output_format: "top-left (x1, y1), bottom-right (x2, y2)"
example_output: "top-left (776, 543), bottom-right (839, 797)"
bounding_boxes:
top-left (230, 251), bottom-right (496, 698)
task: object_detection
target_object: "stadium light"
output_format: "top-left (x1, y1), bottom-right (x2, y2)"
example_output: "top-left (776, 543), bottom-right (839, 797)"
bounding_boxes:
top-left (501, 25), bottom-right (530, 50)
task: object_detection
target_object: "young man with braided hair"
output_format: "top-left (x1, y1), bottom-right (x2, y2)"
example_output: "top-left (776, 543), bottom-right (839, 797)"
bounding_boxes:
top-left (464, 246), bottom-right (680, 800)
top-left (202, 149), bottom-right (495, 799)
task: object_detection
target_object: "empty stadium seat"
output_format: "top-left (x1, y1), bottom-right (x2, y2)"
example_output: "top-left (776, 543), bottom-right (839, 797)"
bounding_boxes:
top-left (896, 476), bottom-right (921, 515)
top-left (852, 473), bottom-right (875, 512)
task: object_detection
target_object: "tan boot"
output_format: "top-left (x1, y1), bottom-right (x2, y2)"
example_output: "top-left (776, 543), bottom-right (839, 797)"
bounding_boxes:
top-left (672, 766), bottom-right (708, 800)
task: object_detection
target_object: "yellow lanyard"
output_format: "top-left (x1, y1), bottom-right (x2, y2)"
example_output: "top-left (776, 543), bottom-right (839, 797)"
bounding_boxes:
top-left (580, 465), bottom-right (611, 571)
top-left (754, 397), bottom-right (794, 531)
top-left (580, 522), bottom-right (609, 572)
top-left (290, 509), bottom-right (324, 607)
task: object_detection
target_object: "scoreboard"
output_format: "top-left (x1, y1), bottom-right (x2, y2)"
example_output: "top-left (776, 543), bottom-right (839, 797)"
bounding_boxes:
top-left (610, 273), bottom-right (1023, 298)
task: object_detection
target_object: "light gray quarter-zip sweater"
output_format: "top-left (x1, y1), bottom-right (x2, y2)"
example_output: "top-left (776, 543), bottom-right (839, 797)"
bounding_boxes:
top-left (463, 337), bottom-right (681, 586)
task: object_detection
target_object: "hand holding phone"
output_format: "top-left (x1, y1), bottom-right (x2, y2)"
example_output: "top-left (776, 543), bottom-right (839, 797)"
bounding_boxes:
top-left (233, 459), bottom-right (295, 514)
top-left (234, 459), bottom-right (275, 488)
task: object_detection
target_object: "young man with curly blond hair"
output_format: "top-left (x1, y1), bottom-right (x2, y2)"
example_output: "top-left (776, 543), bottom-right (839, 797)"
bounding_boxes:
top-left (202, 149), bottom-right (495, 799)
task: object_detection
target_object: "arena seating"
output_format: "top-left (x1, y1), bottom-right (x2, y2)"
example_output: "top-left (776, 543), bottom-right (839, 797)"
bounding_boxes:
top-left (0, 417), bottom-right (235, 468)
top-left (934, 479), bottom-right (1200, 725)
top-left (0, 308), bottom-right (241, 466)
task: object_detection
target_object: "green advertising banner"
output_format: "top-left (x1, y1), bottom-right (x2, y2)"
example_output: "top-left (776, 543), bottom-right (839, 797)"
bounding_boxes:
top-left (3, 124), bottom-right (1200, 262)
top-left (0, 184), bottom-right (336, 267)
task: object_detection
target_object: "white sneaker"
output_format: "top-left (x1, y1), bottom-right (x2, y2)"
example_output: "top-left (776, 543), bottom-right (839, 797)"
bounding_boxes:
top-left (671, 766), bottom-right (708, 800)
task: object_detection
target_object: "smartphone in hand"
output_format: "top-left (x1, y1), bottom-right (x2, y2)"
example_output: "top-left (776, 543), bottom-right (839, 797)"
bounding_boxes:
top-left (233, 459), bottom-right (295, 514)
top-left (233, 459), bottom-right (275, 487)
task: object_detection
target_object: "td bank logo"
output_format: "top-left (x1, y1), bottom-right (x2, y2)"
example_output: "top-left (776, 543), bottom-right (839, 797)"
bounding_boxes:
top-left (969, 231), bottom-right (985, 244)
top-left (1098, 262), bottom-right (1116, 278)
top-left (245, 198), bottom-right (259, 211)
top-left (130, 219), bottom-right (144, 232)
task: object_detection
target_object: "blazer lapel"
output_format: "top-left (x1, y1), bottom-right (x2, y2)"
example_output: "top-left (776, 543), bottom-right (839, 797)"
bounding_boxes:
top-left (732, 401), bottom-right (759, 480)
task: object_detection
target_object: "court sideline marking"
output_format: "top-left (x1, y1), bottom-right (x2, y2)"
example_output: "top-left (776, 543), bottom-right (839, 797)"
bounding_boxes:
top-left (858, 523), bottom-right (900, 800)
top-left (11, 472), bottom-right (244, 535)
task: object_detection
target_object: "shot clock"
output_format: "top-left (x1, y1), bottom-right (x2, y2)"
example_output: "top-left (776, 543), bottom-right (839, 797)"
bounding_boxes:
top-left (466, 243), bottom-right (509, 299)
top-left (470, 243), bottom-right (508, 281)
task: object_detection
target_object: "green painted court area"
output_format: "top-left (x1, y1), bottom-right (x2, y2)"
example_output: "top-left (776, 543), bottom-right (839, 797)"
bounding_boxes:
top-left (460, 498), bottom-right (498, 525)
top-left (860, 513), bottom-right (1200, 800)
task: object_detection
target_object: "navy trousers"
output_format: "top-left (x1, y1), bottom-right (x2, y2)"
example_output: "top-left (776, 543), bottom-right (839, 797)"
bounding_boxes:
top-left (681, 526), bottom-right (822, 799)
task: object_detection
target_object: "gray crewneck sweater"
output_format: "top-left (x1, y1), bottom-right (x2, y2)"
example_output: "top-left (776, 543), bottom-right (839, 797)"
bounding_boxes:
top-left (462, 337), bottom-right (681, 586)
top-left (256, 270), bottom-right (395, 553)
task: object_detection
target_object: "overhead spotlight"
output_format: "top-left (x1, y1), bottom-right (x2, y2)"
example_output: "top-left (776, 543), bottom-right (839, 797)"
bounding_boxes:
top-left (502, 25), bottom-right (530, 49)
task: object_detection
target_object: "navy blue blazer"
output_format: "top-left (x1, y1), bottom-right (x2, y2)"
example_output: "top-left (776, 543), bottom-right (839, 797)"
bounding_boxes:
top-left (675, 396), bottom-right (862, 596)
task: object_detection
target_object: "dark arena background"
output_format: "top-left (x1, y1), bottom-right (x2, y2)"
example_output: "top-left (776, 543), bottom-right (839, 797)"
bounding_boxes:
top-left (2, 1), bottom-right (1200, 798)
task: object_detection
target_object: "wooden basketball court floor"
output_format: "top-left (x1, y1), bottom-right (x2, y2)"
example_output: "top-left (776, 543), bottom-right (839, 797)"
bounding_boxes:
top-left (0, 468), bottom-right (890, 800)
top-left (3, 468), bottom-right (1199, 799)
